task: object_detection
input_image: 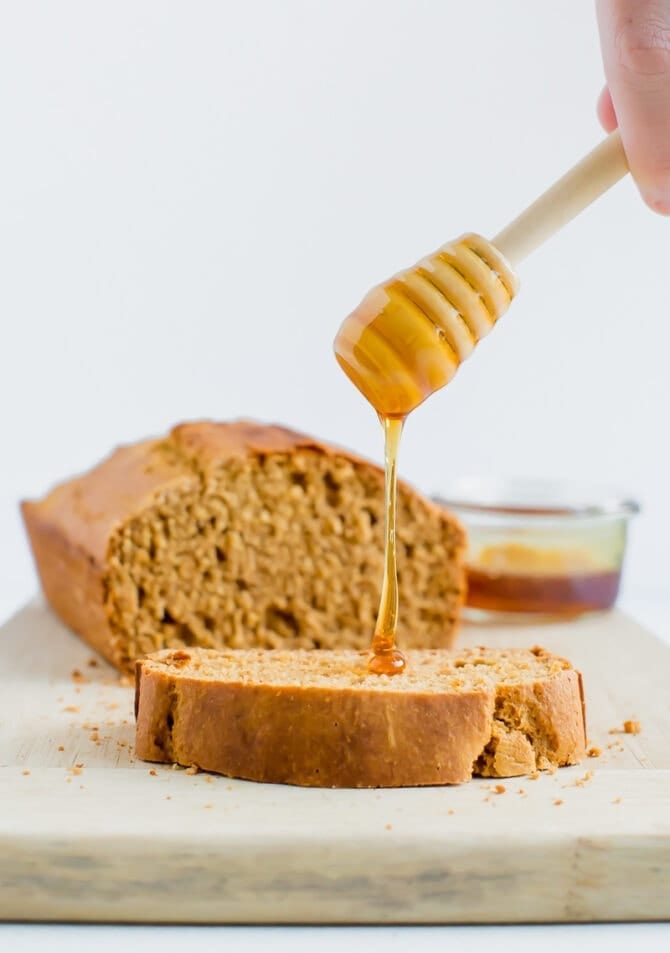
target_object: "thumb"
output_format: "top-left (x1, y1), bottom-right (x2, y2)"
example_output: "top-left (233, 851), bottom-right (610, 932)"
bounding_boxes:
top-left (597, 0), bottom-right (670, 214)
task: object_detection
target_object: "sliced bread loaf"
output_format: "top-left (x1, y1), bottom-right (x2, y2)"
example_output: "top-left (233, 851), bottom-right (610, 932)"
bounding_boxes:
top-left (22, 421), bottom-right (466, 672)
top-left (134, 645), bottom-right (586, 787)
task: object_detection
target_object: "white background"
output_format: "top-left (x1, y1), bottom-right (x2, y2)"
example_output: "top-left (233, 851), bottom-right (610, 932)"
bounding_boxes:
top-left (3, 0), bottom-right (670, 616)
top-left (1, 1), bottom-right (668, 949)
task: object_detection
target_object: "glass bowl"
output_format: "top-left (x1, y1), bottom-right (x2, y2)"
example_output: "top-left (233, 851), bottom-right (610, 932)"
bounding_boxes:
top-left (433, 478), bottom-right (639, 622)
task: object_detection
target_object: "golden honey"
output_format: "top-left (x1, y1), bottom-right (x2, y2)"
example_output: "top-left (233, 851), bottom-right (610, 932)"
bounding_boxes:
top-left (334, 233), bottom-right (518, 417)
top-left (367, 416), bottom-right (407, 676)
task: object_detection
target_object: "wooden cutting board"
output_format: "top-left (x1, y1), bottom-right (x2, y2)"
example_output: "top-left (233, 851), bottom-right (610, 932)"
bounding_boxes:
top-left (1, 600), bottom-right (669, 924)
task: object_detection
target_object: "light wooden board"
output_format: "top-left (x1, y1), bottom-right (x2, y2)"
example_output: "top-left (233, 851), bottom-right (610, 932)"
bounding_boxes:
top-left (1, 600), bottom-right (669, 924)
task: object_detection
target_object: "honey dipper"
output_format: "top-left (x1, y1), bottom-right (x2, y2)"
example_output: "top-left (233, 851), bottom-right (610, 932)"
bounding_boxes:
top-left (334, 130), bottom-right (629, 677)
top-left (334, 131), bottom-right (629, 417)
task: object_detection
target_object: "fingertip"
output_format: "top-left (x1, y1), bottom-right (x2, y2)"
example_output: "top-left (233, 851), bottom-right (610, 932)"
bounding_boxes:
top-left (641, 186), bottom-right (670, 216)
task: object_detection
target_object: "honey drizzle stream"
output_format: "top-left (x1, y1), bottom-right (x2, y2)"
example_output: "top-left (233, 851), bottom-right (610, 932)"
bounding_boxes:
top-left (334, 234), bottom-right (519, 676)
top-left (367, 415), bottom-right (407, 675)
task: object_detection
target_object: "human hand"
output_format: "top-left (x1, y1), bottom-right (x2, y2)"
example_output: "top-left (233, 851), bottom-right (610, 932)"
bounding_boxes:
top-left (596, 0), bottom-right (670, 213)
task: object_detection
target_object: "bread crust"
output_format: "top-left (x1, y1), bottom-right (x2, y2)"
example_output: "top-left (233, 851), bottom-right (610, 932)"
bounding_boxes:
top-left (135, 661), bottom-right (496, 787)
top-left (135, 647), bottom-right (586, 787)
top-left (22, 421), bottom-right (466, 669)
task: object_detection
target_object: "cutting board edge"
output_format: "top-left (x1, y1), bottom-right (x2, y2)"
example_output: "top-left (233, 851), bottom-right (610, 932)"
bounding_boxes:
top-left (2, 827), bottom-right (669, 924)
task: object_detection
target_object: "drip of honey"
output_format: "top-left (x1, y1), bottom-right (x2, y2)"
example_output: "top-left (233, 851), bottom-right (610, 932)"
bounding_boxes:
top-left (367, 415), bottom-right (406, 675)
top-left (334, 233), bottom-right (519, 674)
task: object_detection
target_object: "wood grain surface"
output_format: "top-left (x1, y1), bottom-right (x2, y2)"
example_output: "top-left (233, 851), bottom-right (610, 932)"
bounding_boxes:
top-left (1, 601), bottom-right (669, 924)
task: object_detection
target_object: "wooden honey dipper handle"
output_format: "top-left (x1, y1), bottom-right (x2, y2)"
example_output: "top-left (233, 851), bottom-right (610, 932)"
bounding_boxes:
top-left (492, 131), bottom-right (629, 268)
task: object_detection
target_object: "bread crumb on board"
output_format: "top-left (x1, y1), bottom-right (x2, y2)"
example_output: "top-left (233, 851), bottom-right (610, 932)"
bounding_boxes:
top-left (185, 765), bottom-right (199, 776)
top-left (607, 740), bottom-right (625, 752)
top-left (494, 784), bottom-right (506, 795)
top-left (563, 770), bottom-right (594, 790)
top-left (587, 745), bottom-right (602, 758)
top-left (553, 799), bottom-right (564, 806)
top-left (21, 769), bottom-right (30, 776)
top-left (149, 769), bottom-right (157, 776)
top-left (613, 797), bottom-right (622, 805)
top-left (609, 719), bottom-right (641, 735)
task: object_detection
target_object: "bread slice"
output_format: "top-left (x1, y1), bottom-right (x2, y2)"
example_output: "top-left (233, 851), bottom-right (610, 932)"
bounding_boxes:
top-left (22, 421), bottom-right (466, 673)
top-left (134, 645), bottom-right (586, 787)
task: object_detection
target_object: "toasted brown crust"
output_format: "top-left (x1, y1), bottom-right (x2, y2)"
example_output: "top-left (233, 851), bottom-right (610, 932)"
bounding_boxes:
top-left (22, 420), bottom-right (466, 670)
top-left (134, 647), bottom-right (586, 787)
top-left (135, 667), bottom-right (495, 787)
top-left (22, 512), bottom-right (115, 665)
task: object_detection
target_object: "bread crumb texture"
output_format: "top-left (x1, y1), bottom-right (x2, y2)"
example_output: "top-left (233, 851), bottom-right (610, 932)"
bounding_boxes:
top-left (134, 644), bottom-right (586, 788)
top-left (106, 437), bottom-right (463, 667)
top-left (23, 421), bottom-right (465, 673)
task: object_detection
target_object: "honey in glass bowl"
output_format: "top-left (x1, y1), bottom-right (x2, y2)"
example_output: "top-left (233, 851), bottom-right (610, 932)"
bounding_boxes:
top-left (433, 478), bottom-right (639, 621)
